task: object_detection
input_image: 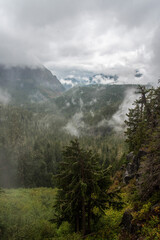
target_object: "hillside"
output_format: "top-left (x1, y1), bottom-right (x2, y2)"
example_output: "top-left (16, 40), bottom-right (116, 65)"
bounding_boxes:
top-left (0, 84), bottom-right (137, 188)
top-left (54, 84), bottom-right (138, 136)
top-left (0, 65), bottom-right (64, 104)
top-left (0, 83), bottom-right (159, 239)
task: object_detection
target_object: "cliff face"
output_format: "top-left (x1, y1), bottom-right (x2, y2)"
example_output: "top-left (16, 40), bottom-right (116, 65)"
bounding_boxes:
top-left (0, 65), bottom-right (65, 104)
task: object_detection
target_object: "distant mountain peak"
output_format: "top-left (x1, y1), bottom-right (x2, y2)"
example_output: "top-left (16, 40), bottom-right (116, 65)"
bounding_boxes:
top-left (60, 73), bottom-right (119, 89)
top-left (90, 74), bottom-right (118, 84)
top-left (0, 65), bottom-right (64, 104)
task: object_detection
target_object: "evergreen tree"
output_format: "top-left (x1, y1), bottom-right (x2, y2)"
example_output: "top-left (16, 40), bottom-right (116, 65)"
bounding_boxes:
top-left (125, 84), bottom-right (160, 199)
top-left (54, 139), bottom-right (113, 236)
top-left (125, 86), bottom-right (151, 153)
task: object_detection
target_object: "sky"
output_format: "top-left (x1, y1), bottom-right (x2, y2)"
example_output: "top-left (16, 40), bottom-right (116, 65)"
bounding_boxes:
top-left (0, 0), bottom-right (160, 84)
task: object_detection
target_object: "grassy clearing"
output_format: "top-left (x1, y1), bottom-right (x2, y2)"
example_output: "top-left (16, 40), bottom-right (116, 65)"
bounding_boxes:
top-left (0, 188), bottom-right (57, 240)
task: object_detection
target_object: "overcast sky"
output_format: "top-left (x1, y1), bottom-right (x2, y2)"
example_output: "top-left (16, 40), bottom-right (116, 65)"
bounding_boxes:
top-left (0, 0), bottom-right (160, 83)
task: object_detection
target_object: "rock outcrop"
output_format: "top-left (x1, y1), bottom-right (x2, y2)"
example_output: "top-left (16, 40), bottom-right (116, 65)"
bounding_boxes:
top-left (123, 151), bottom-right (146, 184)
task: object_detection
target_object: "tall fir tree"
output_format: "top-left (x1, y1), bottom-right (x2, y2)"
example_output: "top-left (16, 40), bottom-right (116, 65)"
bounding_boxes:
top-left (125, 84), bottom-right (160, 199)
top-left (54, 139), bottom-right (114, 236)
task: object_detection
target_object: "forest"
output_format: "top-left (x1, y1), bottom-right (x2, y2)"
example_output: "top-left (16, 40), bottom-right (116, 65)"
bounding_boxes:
top-left (0, 84), bottom-right (160, 240)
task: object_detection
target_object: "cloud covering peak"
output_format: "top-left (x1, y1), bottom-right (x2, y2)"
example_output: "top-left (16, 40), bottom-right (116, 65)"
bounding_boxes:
top-left (0, 0), bottom-right (160, 83)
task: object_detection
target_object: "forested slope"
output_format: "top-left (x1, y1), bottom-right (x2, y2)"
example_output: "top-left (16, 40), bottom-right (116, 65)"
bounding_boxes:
top-left (0, 84), bottom-right (136, 188)
top-left (0, 84), bottom-right (159, 239)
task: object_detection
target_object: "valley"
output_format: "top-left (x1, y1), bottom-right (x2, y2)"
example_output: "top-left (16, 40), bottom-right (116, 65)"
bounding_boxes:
top-left (0, 66), bottom-right (159, 239)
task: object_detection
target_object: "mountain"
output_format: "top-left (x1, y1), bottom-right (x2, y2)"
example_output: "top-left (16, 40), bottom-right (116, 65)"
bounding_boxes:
top-left (60, 70), bottom-right (144, 90)
top-left (0, 67), bottom-right (139, 137)
top-left (60, 74), bottom-right (119, 89)
top-left (0, 65), bottom-right (65, 104)
top-left (53, 84), bottom-right (138, 136)
top-left (55, 84), bottom-right (135, 117)
top-left (15, 84), bottom-right (138, 138)
top-left (90, 74), bottom-right (118, 84)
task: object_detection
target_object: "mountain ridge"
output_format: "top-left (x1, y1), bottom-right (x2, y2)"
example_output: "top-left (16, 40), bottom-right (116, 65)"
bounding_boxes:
top-left (60, 71), bottom-right (143, 89)
top-left (0, 65), bottom-right (65, 104)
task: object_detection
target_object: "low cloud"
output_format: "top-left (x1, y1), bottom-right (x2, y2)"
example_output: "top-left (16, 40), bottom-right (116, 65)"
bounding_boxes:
top-left (0, 88), bottom-right (11, 104)
top-left (108, 88), bottom-right (139, 132)
top-left (63, 112), bottom-right (85, 137)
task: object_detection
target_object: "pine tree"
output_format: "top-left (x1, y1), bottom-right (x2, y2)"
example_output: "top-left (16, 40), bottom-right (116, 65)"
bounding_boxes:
top-left (125, 86), bottom-right (151, 153)
top-left (125, 84), bottom-right (160, 199)
top-left (54, 139), bottom-right (113, 236)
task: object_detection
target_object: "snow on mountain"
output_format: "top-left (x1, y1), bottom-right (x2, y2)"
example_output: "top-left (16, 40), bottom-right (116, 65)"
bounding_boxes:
top-left (60, 74), bottom-right (119, 89)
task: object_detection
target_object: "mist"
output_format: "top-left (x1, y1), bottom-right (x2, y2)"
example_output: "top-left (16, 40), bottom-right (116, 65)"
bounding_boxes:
top-left (0, 88), bottom-right (11, 104)
top-left (63, 112), bottom-right (85, 137)
top-left (108, 88), bottom-right (139, 132)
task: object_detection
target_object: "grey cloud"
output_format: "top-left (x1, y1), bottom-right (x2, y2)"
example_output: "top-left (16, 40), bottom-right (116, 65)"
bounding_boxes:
top-left (0, 0), bottom-right (160, 82)
top-left (150, 26), bottom-right (160, 77)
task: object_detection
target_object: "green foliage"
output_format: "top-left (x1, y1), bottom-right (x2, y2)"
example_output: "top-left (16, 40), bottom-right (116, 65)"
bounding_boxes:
top-left (57, 221), bottom-right (71, 236)
top-left (54, 139), bottom-right (116, 235)
top-left (0, 188), bottom-right (123, 240)
top-left (125, 85), bottom-right (160, 199)
top-left (133, 202), bottom-right (151, 221)
top-left (141, 216), bottom-right (160, 240)
top-left (131, 200), bottom-right (160, 240)
top-left (51, 232), bottom-right (82, 240)
top-left (0, 84), bottom-right (127, 188)
top-left (86, 208), bottom-right (123, 240)
top-left (0, 188), bottom-right (57, 240)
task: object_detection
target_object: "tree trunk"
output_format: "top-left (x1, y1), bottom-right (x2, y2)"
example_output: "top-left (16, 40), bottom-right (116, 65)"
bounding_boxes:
top-left (75, 215), bottom-right (80, 232)
top-left (80, 150), bottom-right (86, 236)
top-left (87, 199), bottom-right (91, 233)
top-left (82, 197), bottom-right (86, 236)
